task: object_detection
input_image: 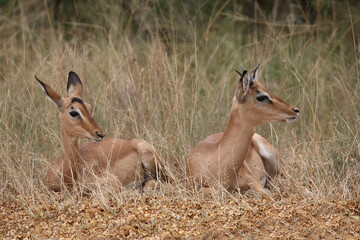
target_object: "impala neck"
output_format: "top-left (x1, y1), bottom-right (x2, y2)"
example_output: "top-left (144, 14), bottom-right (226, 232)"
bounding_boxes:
top-left (61, 129), bottom-right (80, 164)
top-left (217, 100), bottom-right (256, 171)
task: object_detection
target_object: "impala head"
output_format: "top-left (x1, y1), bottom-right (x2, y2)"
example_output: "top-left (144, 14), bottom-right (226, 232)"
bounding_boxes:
top-left (36, 72), bottom-right (105, 142)
top-left (234, 65), bottom-right (299, 125)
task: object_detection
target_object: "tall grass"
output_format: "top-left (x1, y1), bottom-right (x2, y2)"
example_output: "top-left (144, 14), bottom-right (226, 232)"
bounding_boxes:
top-left (0, 0), bottom-right (359, 207)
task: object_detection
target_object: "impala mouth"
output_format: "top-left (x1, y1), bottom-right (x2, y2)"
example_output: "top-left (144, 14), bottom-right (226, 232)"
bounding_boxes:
top-left (91, 131), bottom-right (104, 142)
top-left (92, 137), bottom-right (104, 142)
top-left (90, 137), bottom-right (104, 142)
top-left (286, 116), bottom-right (298, 123)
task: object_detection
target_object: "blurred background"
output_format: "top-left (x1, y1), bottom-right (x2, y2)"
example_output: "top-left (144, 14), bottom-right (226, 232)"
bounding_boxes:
top-left (0, 0), bottom-right (359, 200)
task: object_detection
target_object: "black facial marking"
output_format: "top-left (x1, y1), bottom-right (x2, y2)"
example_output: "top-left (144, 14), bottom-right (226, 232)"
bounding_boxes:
top-left (71, 97), bottom-right (84, 104)
top-left (71, 97), bottom-right (89, 114)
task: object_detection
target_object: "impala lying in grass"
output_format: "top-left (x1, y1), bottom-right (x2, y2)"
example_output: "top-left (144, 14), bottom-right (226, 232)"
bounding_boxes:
top-left (187, 65), bottom-right (299, 198)
top-left (36, 72), bottom-right (163, 192)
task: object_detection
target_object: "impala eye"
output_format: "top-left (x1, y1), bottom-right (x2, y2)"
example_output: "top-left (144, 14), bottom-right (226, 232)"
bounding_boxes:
top-left (256, 95), bottom-right (269, 102)
top-left (69, 111), bottom-right (80, 118)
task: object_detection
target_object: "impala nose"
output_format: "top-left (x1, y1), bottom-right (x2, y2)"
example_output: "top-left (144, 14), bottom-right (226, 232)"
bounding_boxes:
top-left (96, 131), bottom-right (104, 139)
top-left (292, 108), bottom-right (299, 113)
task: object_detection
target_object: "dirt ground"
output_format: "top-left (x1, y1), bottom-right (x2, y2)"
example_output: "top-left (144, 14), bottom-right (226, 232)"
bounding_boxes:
top-left (1, 194), bottom-right (359, 239)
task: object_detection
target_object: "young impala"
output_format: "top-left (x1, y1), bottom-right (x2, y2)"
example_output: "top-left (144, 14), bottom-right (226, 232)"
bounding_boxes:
top-left (187, 65), bottom-right (299, 198)
top-left (36, 71), bottom-right (163, 192)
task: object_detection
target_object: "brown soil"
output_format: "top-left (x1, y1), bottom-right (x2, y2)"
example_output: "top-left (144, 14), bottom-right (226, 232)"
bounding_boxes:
top-left (1, 194), bottom-right (359, 239)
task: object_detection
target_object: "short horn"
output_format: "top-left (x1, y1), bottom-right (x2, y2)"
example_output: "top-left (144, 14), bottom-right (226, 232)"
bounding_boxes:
top-left (251, 64), bottom-right (260, 74)
top-left (239, 65), bottom-right (246, 72)
top-left (234, 69), bottom-right (243, 77)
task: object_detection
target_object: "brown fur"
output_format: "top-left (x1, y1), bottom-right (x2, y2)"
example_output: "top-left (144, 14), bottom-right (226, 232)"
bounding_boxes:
top-left (187, 69), bottom-right (299, 198)
top-left (47, 137), bottom-right (161, 192)
top-left (37, 72), bottom-right (163, 192)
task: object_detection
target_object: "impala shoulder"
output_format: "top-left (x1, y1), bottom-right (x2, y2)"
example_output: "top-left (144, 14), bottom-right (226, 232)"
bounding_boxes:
top-left (203, 132), bottom-right (223, 144)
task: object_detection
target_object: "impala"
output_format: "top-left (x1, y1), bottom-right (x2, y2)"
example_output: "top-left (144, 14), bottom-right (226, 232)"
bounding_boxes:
top-left (36, 71), bottom-right (162, 192)
top-left (187, 65), bottom-right (299, 197)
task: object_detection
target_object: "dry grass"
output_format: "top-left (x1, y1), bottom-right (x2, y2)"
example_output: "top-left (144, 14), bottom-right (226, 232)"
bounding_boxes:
top-left (0, 0), bottom-right (359, 238)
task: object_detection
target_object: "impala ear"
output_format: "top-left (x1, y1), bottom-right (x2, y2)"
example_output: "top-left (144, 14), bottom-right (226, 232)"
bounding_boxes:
top-left (235, 70), bottom-right (251, 103)
top-left (241, 71), bottom-right (251, 96)
top-left (35, 76), bottom-right (64, 112)
top-left (67, 71), bottom-right (83, 97)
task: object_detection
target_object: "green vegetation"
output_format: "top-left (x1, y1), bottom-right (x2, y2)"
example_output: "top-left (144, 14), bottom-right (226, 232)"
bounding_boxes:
top-left (0, 0), bottom-right (359, 207)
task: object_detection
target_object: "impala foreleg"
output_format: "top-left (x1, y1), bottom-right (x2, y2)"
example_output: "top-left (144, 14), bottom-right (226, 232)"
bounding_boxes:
top-left (239, 162), bottom-right (271, 199)
top-left (47, 158), bottom-right (77, 192)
